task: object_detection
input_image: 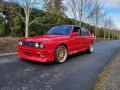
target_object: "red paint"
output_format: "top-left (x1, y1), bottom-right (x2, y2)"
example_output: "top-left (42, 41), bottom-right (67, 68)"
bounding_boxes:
top-left (16, 25), bottom-right (95, 62)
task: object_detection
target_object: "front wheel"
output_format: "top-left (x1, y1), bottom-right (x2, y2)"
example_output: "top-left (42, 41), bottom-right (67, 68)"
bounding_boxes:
top-left (55, 45), bottom-right (68, 64)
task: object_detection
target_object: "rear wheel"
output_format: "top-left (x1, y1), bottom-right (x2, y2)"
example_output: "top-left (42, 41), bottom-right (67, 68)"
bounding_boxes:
top-left (87, 43), bottom-right (94, 53)
top-left (55, 45), bottom-right (67, 64)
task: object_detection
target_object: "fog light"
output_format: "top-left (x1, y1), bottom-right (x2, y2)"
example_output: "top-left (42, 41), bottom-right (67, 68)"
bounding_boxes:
top-left (37, 52), bottom-right (45, 58)
top-left (40, 53), bottom-right (45, 57)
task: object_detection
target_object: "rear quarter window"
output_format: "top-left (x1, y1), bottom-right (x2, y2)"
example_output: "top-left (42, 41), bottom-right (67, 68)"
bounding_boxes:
top-left (80, 28), bottom-right (90, 36)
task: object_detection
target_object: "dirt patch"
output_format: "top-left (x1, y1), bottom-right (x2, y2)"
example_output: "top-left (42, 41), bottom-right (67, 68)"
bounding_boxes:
top-left (94, 50), bottom-right (120, 90)
top-left (0, 36), bottom-right (19, 54)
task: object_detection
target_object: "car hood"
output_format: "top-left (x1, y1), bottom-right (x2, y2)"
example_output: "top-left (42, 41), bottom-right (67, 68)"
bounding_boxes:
top-left (20, 35), bottom-right (69, 42)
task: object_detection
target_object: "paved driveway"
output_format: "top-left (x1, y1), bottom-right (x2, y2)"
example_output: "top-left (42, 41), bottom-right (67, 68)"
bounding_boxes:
top-left (0, 40), bottom-right (120, 90)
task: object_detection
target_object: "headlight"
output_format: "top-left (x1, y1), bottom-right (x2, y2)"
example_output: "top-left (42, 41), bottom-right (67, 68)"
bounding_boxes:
top-left (39, 43), bottom-right (44, 48)
top-left (35, 42), bottom-right (39, 48)
top-left (18, 41), bottom-right (22, 45)
top-left (35, 43), bottom-right (44, 48)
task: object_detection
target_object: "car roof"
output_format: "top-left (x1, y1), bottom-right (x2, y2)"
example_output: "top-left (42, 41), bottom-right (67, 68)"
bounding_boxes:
top-left (55, 25), bottom-right (81, 28)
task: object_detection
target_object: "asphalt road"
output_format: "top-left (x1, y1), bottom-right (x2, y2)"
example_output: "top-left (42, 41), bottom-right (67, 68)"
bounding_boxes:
top-left (0, 40), bottom-right (120, 90)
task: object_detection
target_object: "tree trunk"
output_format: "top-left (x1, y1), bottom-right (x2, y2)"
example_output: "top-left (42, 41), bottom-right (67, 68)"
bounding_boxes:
top-left (112, 32), bottom-right (114, 40)
top-left (79, 17), bottom-right (82, 27)
top-left (74, 19), bottom-right (77, 25)
top-left (25, 13), bottom-right (29, 38)
top-left (104, 30), bottom-right (106, 40)
top-left (108, 30), bottom-right (110, 39)
top-left (95, 27), bottom-right (97, 37)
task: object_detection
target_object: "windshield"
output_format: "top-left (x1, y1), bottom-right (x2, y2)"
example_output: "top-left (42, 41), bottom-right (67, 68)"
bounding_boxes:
top-left (47, 25), bottom-right (72, 35)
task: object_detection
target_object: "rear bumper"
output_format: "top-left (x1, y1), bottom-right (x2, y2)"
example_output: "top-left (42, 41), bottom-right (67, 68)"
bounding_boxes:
top-left (16, 46), bottom-right (54, 62)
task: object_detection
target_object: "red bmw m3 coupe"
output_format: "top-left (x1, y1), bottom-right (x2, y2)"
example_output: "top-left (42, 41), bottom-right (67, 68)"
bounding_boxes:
top-left (16, 25), bottom-right (95, 63)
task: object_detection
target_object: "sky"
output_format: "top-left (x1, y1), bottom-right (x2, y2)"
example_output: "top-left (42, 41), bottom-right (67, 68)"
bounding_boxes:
top-left (100, 0), bottom-right (120, 29)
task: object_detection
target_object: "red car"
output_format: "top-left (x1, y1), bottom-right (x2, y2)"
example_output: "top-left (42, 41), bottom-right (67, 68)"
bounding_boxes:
top-left (16, 25), bottom-right (95, 63)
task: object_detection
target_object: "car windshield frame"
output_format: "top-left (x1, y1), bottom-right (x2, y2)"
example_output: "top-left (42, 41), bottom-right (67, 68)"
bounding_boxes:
top-left (47, 25), bottom-right (72, 35)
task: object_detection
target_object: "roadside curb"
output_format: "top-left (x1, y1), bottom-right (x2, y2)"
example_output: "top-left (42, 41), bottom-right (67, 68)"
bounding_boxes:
top-left (0, 52), bottom-right (16, 57)
top-left (94, 49), bottom-right (120, 90)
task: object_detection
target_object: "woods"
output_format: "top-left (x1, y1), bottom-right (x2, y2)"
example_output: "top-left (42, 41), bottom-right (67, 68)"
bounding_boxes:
top-left (0, 0), bottom-right (119, 39)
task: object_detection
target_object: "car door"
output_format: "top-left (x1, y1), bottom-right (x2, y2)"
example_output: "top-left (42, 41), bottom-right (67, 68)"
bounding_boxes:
top-left (79, 28), bottom-right (91, 49)
top-left (68, 27), bottom-right (83, 54)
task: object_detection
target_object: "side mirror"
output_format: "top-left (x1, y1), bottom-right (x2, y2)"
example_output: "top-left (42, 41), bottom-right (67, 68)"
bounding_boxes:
top-left (71, 32), bottom-right (79, 37)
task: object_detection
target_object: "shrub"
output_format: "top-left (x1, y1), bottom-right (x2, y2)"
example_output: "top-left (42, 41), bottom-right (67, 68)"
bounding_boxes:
top-left (0, 17), bottom-right (5, 37)
top-left (0, 23), bottom-right (5, 36)
top-left (11, 26), bottom-right (23, 37)
top-left (11, 16), bottom-right (24, 37)
top-left (29, 23), bottom-right (54, 36)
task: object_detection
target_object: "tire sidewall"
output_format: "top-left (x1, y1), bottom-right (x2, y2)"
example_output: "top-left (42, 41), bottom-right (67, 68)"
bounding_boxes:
top-left (89, 43), bottom-right (94, 53)
top-left (55, 45), bottom-right (67, 63)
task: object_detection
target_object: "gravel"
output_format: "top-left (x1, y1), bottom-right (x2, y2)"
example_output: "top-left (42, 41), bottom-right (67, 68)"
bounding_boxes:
top-left (95, 51), bottom-right (120, 90)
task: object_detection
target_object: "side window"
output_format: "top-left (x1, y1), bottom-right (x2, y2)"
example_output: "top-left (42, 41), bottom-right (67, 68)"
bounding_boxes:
top-left (72, 27), bottom-right (80, 36)
top-left (80, 28), bottom-right (89, 36)
top-left (73, 27), bottom-right (80, 33)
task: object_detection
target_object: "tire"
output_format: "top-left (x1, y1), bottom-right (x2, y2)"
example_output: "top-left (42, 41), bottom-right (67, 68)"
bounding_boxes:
top-left (55, 45), bottom-right (68, 64)
top-left (87, 43), bottom-right (94, 53)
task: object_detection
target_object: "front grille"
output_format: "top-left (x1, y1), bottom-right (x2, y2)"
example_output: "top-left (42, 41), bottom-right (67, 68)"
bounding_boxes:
top-left (23, 41), bottom-right (35, 47)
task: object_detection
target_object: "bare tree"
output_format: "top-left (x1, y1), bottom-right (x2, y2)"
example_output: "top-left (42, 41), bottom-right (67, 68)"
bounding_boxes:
top-left (103, 16), bottom-right (114, 39)
top-left (103, 20), bottom-right (108, 40)
top-left (88, 0), bottom-right (103, 37)
top-left (103, 19), bottom-right (109, 40)
top-left (107, 16), bottom-right (113, 39)
top-left (76, 0), bottom-right (95, 26)
top-left (66, 0), bottom-right (94, 26)
top-left (9, 0), bottom-right (43, 37)
top-left (100, 13), bottom-right (109, 40)
top-left (66, 0), bottom-right (77, 25)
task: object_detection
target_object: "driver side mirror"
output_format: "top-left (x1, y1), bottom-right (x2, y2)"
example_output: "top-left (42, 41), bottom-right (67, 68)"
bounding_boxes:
top-left (70, 32), bottom-right (79, 37)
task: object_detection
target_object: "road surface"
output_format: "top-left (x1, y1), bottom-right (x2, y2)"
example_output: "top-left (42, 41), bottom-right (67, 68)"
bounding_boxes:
top-left (0, 40), bottom-right (120, 90)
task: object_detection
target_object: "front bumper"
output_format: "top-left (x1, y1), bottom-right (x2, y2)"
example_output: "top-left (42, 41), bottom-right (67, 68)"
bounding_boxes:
top-left (16, 46), bottom-right (54, 62)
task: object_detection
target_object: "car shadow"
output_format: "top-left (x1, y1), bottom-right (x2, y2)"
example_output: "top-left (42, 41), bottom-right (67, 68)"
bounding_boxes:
top-left (19, 58), bottom-right (54, 66)
top-left (67, 52), bottom-right (88, 61)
